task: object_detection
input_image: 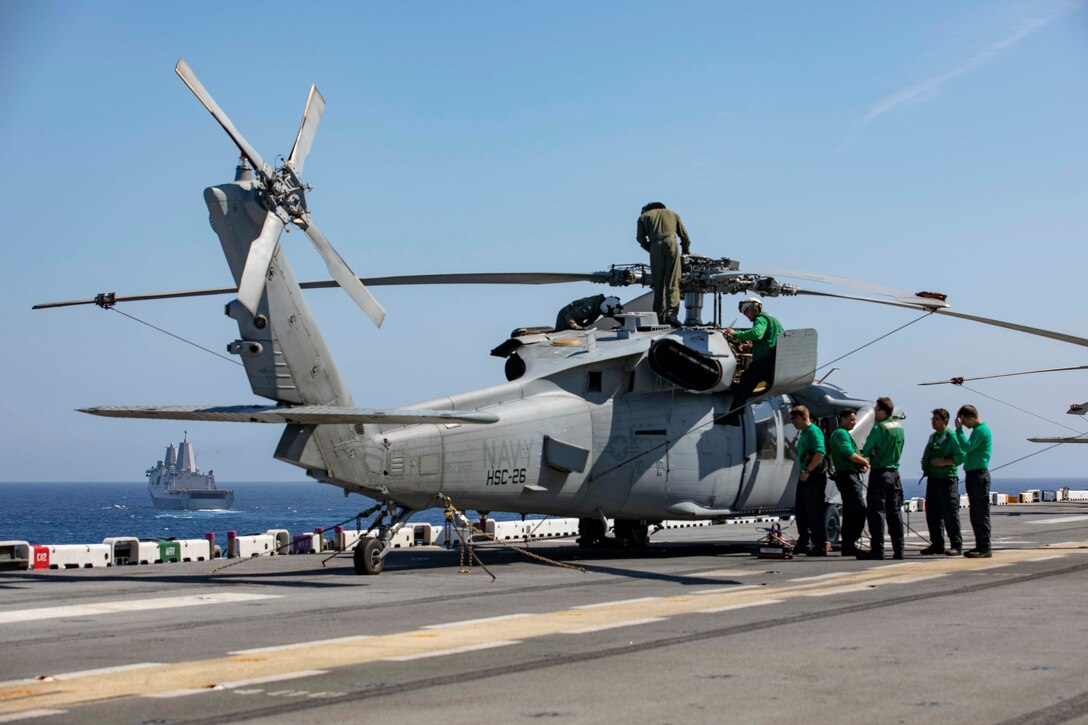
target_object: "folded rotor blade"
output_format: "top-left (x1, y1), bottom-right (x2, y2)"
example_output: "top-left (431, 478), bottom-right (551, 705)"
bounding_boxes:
top-left (80, 404), bottom-right (499, 425)
top-left (756, 269), bottom-right (945, 307)
top-left (919, 365), bottom-right (1088, 386)
top-left (797, 289), bottom-right (1088, 348)
top-left (236, 212), bottom-right (286, 314)
top-left (175, 58), bottom-right (271, 179)
top-left (288, 85), bottom-right (325, 175)
top-left (1027, 436), bottom-right (1088, 444)
top-left (298, 218), bottom-right (386, 327)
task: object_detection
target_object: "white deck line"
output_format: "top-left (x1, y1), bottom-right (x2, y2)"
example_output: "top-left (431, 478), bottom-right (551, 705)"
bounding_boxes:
top-left (692, 585), bottom-right (761, 595)
top-left (801, 584), bottom-right (876, 597)
top-left (385, 640), bottom-right (521, 662)
top-left (560, 617), bottom-right (666, 634)
top-left (572, 597), bottom-right (661, 610)
top-left (220, 670), bottom-right (329, 689)
top-left (422, 613), bottom-right (531, 629)
top-left (888, 574), bottom-right (946, 585)
top-left (788, 572), bottom-right (854, 583)
top-left (231, 636), bottom-right (372, 655)
top-left (1028, 515), bottom-right (1088, 525)
top-left (143, 670), bottom-right (329, 699)
top-left (697, 599), bottom-right (784, 614)
top-left (51, 662), bottom-right (164, 680)
top-left (0, 710), bottom-right (68, 723)
top-left (0, 592), bottom-right (280, 625)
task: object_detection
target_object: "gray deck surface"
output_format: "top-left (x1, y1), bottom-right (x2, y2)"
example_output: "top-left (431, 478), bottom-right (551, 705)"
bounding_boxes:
top-left (2, 503), bottom-right (1087, 724)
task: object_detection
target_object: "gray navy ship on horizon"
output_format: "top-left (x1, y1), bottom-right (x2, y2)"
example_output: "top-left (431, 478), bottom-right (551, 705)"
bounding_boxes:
top-left (146, 434), bottom-right (234, 510)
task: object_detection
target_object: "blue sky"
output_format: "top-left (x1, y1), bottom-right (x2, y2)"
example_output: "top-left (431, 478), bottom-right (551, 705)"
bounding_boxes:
top-left (1, 0), bottom-right (1086, 483)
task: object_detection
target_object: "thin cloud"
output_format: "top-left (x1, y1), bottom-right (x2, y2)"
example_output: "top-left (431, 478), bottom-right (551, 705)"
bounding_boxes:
top-left (860, 1), bottom-right (1081, 125)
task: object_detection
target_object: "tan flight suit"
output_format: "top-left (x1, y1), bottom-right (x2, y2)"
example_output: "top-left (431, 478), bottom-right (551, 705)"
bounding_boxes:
top-left (636, 207), bottom-right (691, 321)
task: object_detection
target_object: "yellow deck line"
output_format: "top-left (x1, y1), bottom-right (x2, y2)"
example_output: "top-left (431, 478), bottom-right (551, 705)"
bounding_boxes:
top-left (1, 542), bottom-right (1083, 716)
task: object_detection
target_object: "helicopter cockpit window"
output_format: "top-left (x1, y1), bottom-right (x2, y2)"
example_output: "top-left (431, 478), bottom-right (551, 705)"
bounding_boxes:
top-left (587, 370), bottom-right (602, 393)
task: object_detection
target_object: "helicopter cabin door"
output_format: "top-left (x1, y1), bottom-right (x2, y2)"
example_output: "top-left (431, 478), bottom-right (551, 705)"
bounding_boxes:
top-left (661, 398), bottom-right (745, 514)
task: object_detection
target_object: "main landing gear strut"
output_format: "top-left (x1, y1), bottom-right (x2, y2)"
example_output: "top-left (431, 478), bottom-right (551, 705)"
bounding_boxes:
top-left (353, 503), bottom-right (414, 575)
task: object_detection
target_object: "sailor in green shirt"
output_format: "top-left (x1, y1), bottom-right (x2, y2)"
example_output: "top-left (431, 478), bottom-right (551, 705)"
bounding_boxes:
top-left (857, 396), bottom-right (906, 560)
top-left (920, 408), bottom-right (965, 556)
top-left (791, 404), bottom-right (829, 556)
top-left (828, 408), bottom-right (869, 556)
top-left (954, 404), bottom-right (994, 558)
top-left (636, 202), bottom-right (691, 327)
top-left (723, 297), bottom-right (783, 425)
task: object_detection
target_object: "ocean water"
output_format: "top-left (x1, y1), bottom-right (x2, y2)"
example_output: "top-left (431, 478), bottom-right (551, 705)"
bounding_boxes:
top-left (1, 478), bottom-right (1085, 547)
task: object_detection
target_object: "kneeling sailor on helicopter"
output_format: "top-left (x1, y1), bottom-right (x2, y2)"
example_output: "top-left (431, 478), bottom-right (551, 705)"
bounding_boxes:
top-left (723, 296), bottom-right (782, 424)
top-left (555, 295), bottom-right (623, 331)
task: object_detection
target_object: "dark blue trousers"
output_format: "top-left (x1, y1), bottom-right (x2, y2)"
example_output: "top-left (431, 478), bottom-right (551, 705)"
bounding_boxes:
top-left (925, 476), bottom-right (962, 551)
top-left (866, 468), bottom-right (904, 556)
top-left (965, 469), bottom-right (992, 552)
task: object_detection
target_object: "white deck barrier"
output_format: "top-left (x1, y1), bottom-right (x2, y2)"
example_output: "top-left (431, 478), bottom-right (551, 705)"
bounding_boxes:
top-left (227, 532), bottom-right (276, 558)
top-left (137, 541), bottom-right (160, 564)
top-left (0, 541), bottom-right (31, 571)
top-left (177, 538), bottom-right (212, 562)
top-left (47, 544), bottom-right (111, 569)
top-left (103, 537), bottom-right (141, 565)
top-left (960, 494), bottom-right (970, 509)
top-left (265, 529), bottom-right (291, 554)
top-left (1067, 489), bottom-right (1088, 501)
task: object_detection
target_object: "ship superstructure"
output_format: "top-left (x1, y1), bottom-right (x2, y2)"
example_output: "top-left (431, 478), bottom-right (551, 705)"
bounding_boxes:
top-left (146, 435), bottom-right (234, 510)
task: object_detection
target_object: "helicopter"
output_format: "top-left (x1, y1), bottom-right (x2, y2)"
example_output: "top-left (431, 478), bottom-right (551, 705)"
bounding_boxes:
top-left (34, 60), bottom-right (1088, 575)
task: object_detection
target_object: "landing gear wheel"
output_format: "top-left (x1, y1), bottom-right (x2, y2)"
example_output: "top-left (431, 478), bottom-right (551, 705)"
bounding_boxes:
top-left (577, 518), bottom-right (606, 548)
top-left (614, 519), bottom-right (649, 548)
top-left (824, 504), bottom-right (842, 547)
top-left (354, 537), bottom-right (385, 575)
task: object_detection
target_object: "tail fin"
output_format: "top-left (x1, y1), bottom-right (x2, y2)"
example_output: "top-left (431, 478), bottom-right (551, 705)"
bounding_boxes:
top-left (205, 179), bottom-right (351, 408)
top-left (205, 178), bottom-right (363, 485)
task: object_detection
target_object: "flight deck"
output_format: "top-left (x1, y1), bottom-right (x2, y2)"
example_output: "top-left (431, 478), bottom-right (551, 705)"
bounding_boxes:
top-left (2, 502), bottom-right (1087, 724)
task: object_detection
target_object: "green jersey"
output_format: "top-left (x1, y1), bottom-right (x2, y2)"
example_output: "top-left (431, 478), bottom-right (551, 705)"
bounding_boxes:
top-left (731, 313), bottom-right (782, 360)
top-left (828, 427), bottom-right (862, 474)
top-left (797, 423), bottom-right (826, 471)
top-left (954, 422), bottom-right (992, 471)
top-left (921, 430), bottom-right (964, 478)
top-left (861, 419), bottom-right (904, 470)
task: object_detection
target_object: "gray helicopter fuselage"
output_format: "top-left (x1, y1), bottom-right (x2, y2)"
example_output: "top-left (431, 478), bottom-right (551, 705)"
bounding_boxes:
top-left (207, 178), bottom-right (865, 521)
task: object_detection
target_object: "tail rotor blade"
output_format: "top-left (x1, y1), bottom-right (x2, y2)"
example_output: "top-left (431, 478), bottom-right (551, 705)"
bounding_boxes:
top-left (237, 213), bottom-right (286, 314)
top-left (288, 85), bottom-right (325, 175)
top-left (175, 58), bottom-right (271, 179)
top-left (299, 219), bottom-right (386, 327)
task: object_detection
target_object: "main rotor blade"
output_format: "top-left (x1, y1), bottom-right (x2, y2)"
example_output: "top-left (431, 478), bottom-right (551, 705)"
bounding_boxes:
top-left (756, 269), bottom-right (946, 307)
top-left (288, 85), bottom-right (325, 175)
top-left (298, 218), bottom-right (386, 327)
top-left (797, 289), bottom-right (1088, 348)
top-left (175, 59), bottom-right (271, 180)
top-left (236, 212), bottom-right (286, 314)
top-left (919, 365), bottom-right (1088, 386)
top-left (301, 271), bottom-right (599, 288)
top-left (32, 272), bottom-right (600, 309)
